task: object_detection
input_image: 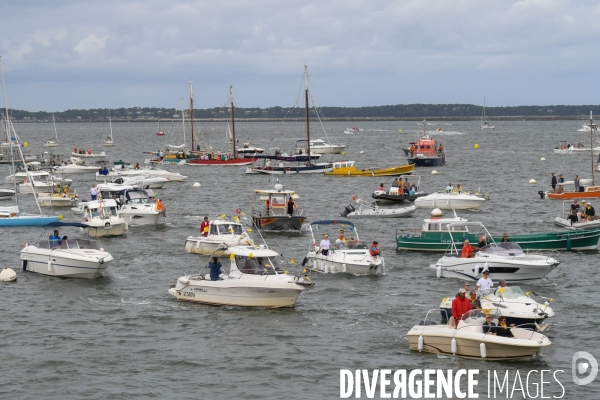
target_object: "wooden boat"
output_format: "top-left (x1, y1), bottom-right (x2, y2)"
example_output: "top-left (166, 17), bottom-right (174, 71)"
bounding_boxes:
top-left (395, 210), bottom-right (600, 251)
top-left (325, 161), bottom-right (414, 176)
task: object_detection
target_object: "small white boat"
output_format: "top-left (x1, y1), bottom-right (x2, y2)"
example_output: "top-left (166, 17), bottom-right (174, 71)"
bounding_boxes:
top-left (303, 219), bottom-right (385, 275)
top-left (96, 185), bottom-right (166, 226)
top-left (407, 309), bottom-right (551, 360)
top-left (236, 142), bottom-right (265, 154)
top-left (20, 222), bottom-right (113, 279)
top-left (96, 165), bottom-right (187, 182)
top-left (296, 138), bottom-right (346, 154)
top-left (18, 171), bottom-right (55, 194)
top-left (111, 175), bottom-right (169, 189)
top-left (553, 141), bottom-right (600, 155)
top-left (55, 157), bottom-right (101, 174)
top-left (340, 198), bottom-right (417, 218)
top-left (554, 200), bottom-right (600, 230)
top-left (185, 217), bottom-right (253, 256)
top-left (168, 244), bottom-right (314, 307)
top-left (36, 193), bottom-right (78, 207)
top-left (431, 222), bottom-right (560, 284)
top-left (415, 190), bottom-right (489, 210)
top-left (79, 199), bottom-right (128, 237)
top-left (71, 150), bottom-right (107, 158)
top-left (0, 189), bottom-right (15, 200)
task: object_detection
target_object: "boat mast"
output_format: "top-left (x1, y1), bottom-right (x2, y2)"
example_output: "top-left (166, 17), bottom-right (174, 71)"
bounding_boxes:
top-left (181, 98), bottom-right (185, 146)
top-left (304, 65), bottom-right (311, 160)
top-left (190, 80), bottom-right (194, 151)
top-left (52, 113), bottom-right (58, 142)
top-left (108, 108), bottom-right (113, 141)
top-left (230, 85), bottom-right (237, 158)
top-left (0, 56), bottom-right (18, 206)
top-left (591, 108), bottom-right (595, 186)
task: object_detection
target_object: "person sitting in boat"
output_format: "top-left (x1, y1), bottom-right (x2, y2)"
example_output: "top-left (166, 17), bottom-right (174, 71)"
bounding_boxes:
top-left (242, 258), bottom-right (261, 274)
top-left (336, 230), bottom-right (348, 248)
top-left (446, 182), bottom-right (453, 193)
top-left (495, 280), bottom-right (511, 299)
top-left (208, 257), bottom-right (223, 281)
top-left (49, 230), bottom-right (61, 247)
top-left (369, 241), bottom-right (380, 257)
top-left (586, 203), bottom-right (598, 220)
top-left (319, 234), bottom-right (331, 256)
top-left (461, 239), bottom-right (477, 258)
top-left (200, 216), bottom-right (210, 236)
top-left (482, 315), bottom-right (497, 335)
top-left (478, 234), bottom-right (488, 248)
top-left (87, 148), bottom-right (92, 154)
top-left (378, 183), bottom-right (385, 192)
top-left (455, 184), bottom-right (462, 193)
top-left (134, 163), bottom-right (140, 170)
top-left (495, 316), bottom-right (515, 338)
top-left (468, 290), bottom-right (482, 310)
top-left (475, 270), bottom-right (493, 292)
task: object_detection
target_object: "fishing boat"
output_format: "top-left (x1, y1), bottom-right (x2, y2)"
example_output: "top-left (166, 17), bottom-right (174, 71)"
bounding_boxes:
top-left (340, 197), bottom-right (417, 218)
top-left (414, 189), bottom-right (489, 210)
top-left (324, 161), bottom-right (414, 176)
top-left (481, 97), bottom-right (495, 129)
top-left (395, 209), bottom-right (600, 251)
top-left (251, 180), bottom-right (306, 232)
top-left (185, 216), bottom-right (253, 256)
top-left (246, 66), bottom-right (340, 174)
top-left (187, 85), bottom-right (257, 166)
top-left (372, 175), bottom-right (429, 202)
top-left (168, 243), bottom-right (314, 308)
top-left (104, 109), bottom-right (115, 146)
top-left (21, 222), bottom-right (113, 279)
top-left (296, 138), bottom-right (346, 155)
top-left (407, 309), bottom-right (550, 361)
top-left (431, 222), bottom-right (560, 284)
top-left (42, 114), bottom-right (59, 147)
top-left (402, 120), bottom-right (446, 166)
top-left (303, 220), bottom-right (385, 275)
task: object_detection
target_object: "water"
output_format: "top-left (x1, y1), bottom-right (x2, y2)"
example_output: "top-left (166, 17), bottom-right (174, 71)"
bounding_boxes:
top-left (1, 120), bottom-right (599, 399)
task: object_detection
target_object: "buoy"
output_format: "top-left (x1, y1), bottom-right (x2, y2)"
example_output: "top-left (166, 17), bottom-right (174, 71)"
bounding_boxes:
top-left (540, 157), bottom-right (546, 161)
top-left (0, 267), bottom-right (17, 282)
top-left (474, 143), bottom-right (479, 149)
top-left (431, 208), bottom-right (443, 217)
top-left (418, 335), bottom-right (424, 351)
top-left (24, 142), bottom-right (29, 147)
top-left (359, 151), bottom-right (364, 154)
top-left (431, 170), bottom-right (438, 175)
top-left (193, 182), bottom-right (201, 188)
top-left (436, 265), bottom-right (442, 278)
top-left (398, 129), bottom-right (403, 133)
top-left (529, 179), bottom-right (536, 184)
top-left (480, 343), bottom-right (487, 358)
top-left (451, 338), bottom-right (457, 355)
top-left (474, 264), bottom-right (479, 277)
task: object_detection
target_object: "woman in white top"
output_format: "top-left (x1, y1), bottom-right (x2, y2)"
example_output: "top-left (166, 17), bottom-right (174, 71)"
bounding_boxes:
top-left (319, 234), bottom-right (331, 256)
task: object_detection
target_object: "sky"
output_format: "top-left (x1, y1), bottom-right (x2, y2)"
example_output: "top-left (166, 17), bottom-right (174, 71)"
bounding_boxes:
top-left (1, 0), bottom-right (600, 111)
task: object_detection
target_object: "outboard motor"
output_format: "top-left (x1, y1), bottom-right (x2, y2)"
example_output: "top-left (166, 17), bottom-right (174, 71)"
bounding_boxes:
top-left (340, 204), bottom-right (356, 217)
top-left (537, 190), bottom-right (546, 199)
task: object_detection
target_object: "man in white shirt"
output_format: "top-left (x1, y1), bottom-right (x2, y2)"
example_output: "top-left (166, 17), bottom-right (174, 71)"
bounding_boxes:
top-left (475, 270), bottom-right (494, 294)
top-left (445, 182), bottom-right (453, 193)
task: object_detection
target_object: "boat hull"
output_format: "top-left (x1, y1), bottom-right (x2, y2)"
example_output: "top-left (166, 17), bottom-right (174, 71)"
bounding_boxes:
top-left (184, 236), bottom-right (249, 256)
top-left (324, 164), bottom-right (414, 176)
top-left (37, 195), bottom-right (77, 207)
top-left (554, 217), bottom-right (600, 230)
top-left (252, 216), bottom-right (306, 231)
top-left (406, 156), bottom-right (445, 167)
top-left (414, 194), bottom-right (486, 210)
top-left (246, 163), bottom-right (333, 174)
top-left (346, 204), bottom-right (417, 218)
top-left (121, 211), bottom-right (164, 226)
top-left (20, 248), bottom-right (112, 279)
top-left (188, 158), bottom-right (257, 166)
top-left (371, 192), bottom-right (428, 202)
top-left (304, 251), bottom-right (385, 275)
top-left (0, 215), bottom-right (61, 227)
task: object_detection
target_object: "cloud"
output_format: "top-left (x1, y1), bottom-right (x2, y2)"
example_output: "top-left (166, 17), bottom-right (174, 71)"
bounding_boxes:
top-left (74, 34), bottom-right (108, 57)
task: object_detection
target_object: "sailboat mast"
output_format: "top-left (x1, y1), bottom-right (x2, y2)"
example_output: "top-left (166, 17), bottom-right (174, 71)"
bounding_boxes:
top-left (52, 113), bottom-right (58, 142)
top-left (591, 108), bottom-right (595, 186)
top-left (304, 65), bottom-right (311, 160)
top-left (0, 56), bottom-right (18, 205)
top-left (190, 80), bottom-right (195, 151)
top-left (230, 86), bottom-right (237, 158)
top-left (108, 109), bottom-right (113, 140)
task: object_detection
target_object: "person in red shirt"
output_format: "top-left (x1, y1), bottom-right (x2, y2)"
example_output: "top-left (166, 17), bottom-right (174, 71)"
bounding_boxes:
top-left (461, 239), bottom-right (477, 258)
top-left (200, 216), bottom-right (210, 237)
top-left (451, 288), bottom-right (472, 327)
top-left (369, 241), bottom-right (380, 256)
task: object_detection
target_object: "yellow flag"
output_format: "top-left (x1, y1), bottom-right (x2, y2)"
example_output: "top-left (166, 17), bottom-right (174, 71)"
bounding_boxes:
top-left (290, 259), bottom-right (295, 264)
top-left (229, 253), bottom-right (235, 260)
top-left (249, 252), bottom-right (254, 258)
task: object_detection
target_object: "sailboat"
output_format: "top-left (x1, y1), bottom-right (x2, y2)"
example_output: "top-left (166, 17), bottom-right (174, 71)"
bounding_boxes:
top-left (43, 113), bottom-right (59, 147)
top-left (188, 85), bottom-right (258, 166)
top-left (156, 118), bottom-right (165, 136)
top-left (246, 65), bottom-right (337, 174)
top-left (481, 97), bottom-right (495, 129)
top-left (104, 109), bottom-right (115, 146)
top-left (0, 56), bottom-right (61, 226)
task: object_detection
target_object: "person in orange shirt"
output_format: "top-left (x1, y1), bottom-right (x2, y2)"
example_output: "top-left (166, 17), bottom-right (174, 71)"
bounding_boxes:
top-left (155, 199), bottom-right (166, 217)
top-left (461, 239), bottom-right (477, 258)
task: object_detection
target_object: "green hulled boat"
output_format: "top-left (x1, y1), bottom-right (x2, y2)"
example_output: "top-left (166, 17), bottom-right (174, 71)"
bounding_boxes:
top-left (396, 212), bottom-right (600, 251)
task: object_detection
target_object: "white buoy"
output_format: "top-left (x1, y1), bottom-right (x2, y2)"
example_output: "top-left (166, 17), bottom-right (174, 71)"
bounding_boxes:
top-left (431, 170), bottom-right (438, 175)
top-left (418, 335), bottom-right (424, 351)
top-left (0, 267), bottom-right (17, 282)
top-left (451, 338), bottom-right (457, 355)
top-left (540, 157), bottom-right (546, 161)
top-left (474, 264), bottom-right (479, 277)
top-left (193, 182), bottom-right (201, 188)
top-left (431, 208), bottom-right (443, 217)
top-left (480, 343), bottom-right (487, 358)
top-left (529, 179), bottom-right (536, 184)
top-left (436, 265), bottom-right (442, 278)
top-left (359, 151), bottom-right (364, 154)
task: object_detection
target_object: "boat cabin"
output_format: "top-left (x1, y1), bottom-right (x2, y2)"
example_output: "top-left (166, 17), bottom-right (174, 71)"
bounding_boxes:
top-left (229, 246), bottom-right (283, 275)
top-left (252, 186), bottom-right (302, 217)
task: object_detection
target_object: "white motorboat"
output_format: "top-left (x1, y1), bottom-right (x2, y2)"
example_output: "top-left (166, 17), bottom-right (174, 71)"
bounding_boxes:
top-left (20, 222), bottom-right (113, 279)
top-left (236, 142), bottom-right (265, 154)
top-left (79, 199), bottom-right (128, 237)
top-left (303, 219), bottom-right (385, 275)
top-left (296, 138), bottom-right (346, 155)
top-left (414, 190), bottom-right (489, 210)
top-left (55, 157), bottom-right (101, 174)
top-left (96, 165), bottom-right (187, 182)
top-left (185, 217), bottom-right (253, 256)
top-left (36, 193), bottom-right (78, 207)
top-left (71, 150), bottom-right (107, 159)
top-left (407, 309), bottom-right (551, 360)
top-left (340, 198), bottom-right (417, 218)
top-left (439, 287), bottom-right (555, 330)
top-left (554, 200), bottom-right (600, 230)
top-left (18, 171), bottom-right (54, 194)
top-left (431, 222), bottom-right (560, 284)
top-left (110, 175), bottom-right (169, 189)
top-left (0, 188), bottom-right (15, 200)
top-left (95, 185), bottom-right (165, 226)
top-left (168, 244), bottom-right (314, 307)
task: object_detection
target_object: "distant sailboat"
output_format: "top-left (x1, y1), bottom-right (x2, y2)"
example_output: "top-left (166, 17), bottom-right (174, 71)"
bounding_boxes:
top-left (157, 118), bottom-right (165, 136)
top-left (104, 109), bottom-right (115, 146)
top-left (481, 97), bottom-right (495, 129)
top-left (43, 113), bottom-right (59, 147)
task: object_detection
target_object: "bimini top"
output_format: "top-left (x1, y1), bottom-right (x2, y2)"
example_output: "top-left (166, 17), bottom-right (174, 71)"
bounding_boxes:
top-left (44, 221), bottom-right (90, 228)
top-left (309, 220), bottom-right (355, 228)
top-left (228, 245), bottom-right (279, 258)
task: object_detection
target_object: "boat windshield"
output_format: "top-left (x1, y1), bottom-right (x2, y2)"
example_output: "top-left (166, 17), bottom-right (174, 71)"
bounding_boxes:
top-left (210, 223), bottom-right (243, 235)
top-left (460, 309), bottom-right (500, 325)
top-left (479, 243), bottom-right (524, 256)
top-left (335, 239), bottom-right (367, 250)
top-left (38, 238), bottom-right (102, 250)
top-left (127, 191), bottom-right (152, 204)
top-left (494, 286), bottom-right (527, 299)
top-left (236, 255), bottom-right (282, 274)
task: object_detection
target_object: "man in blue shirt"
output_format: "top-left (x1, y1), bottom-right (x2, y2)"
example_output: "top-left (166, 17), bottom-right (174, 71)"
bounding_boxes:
top-left (209, 257), bottom-right (223, 281)
top-left (49, 230), bottom-right (62, 247)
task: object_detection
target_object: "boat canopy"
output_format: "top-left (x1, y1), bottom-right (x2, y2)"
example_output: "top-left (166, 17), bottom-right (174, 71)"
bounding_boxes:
top-left (309, 219), bottom-right (355, 228)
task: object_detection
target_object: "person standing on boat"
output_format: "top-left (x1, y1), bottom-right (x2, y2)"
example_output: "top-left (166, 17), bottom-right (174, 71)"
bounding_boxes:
top-left (319, 234), bottom-right (331, 256)
top-left (145, 185), bottom-right (154, 200)
top-left (551, 173), bottom-right (557, 192)
top-left (475, 270), bottom-right (494, 292)
top-left (557, 174), bottom-right (565, 193)
top-left (574, 175), bottom-right (581, 192)
top-left (571, 200), bottom-right (580, 216)
top-left (209, 257), bottom-right (223, 281)
top-left (90, 184), bottom-right (98, 201)
top-left (200, 216), bottom-right (210, 236)
top-left (286, 197), bottom-right (298, 216)
top-left (49, 230), bottom-right (61, 247)
top-left (451, 288), bottom-right (471, 326)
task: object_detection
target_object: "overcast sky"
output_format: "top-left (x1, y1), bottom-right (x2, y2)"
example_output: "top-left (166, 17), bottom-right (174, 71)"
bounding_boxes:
top-left (1, 0), bottom-right (599, 111)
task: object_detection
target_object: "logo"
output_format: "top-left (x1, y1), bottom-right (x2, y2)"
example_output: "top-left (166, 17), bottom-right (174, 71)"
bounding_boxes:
top-left (572, 351), bottom-right (598, 385)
